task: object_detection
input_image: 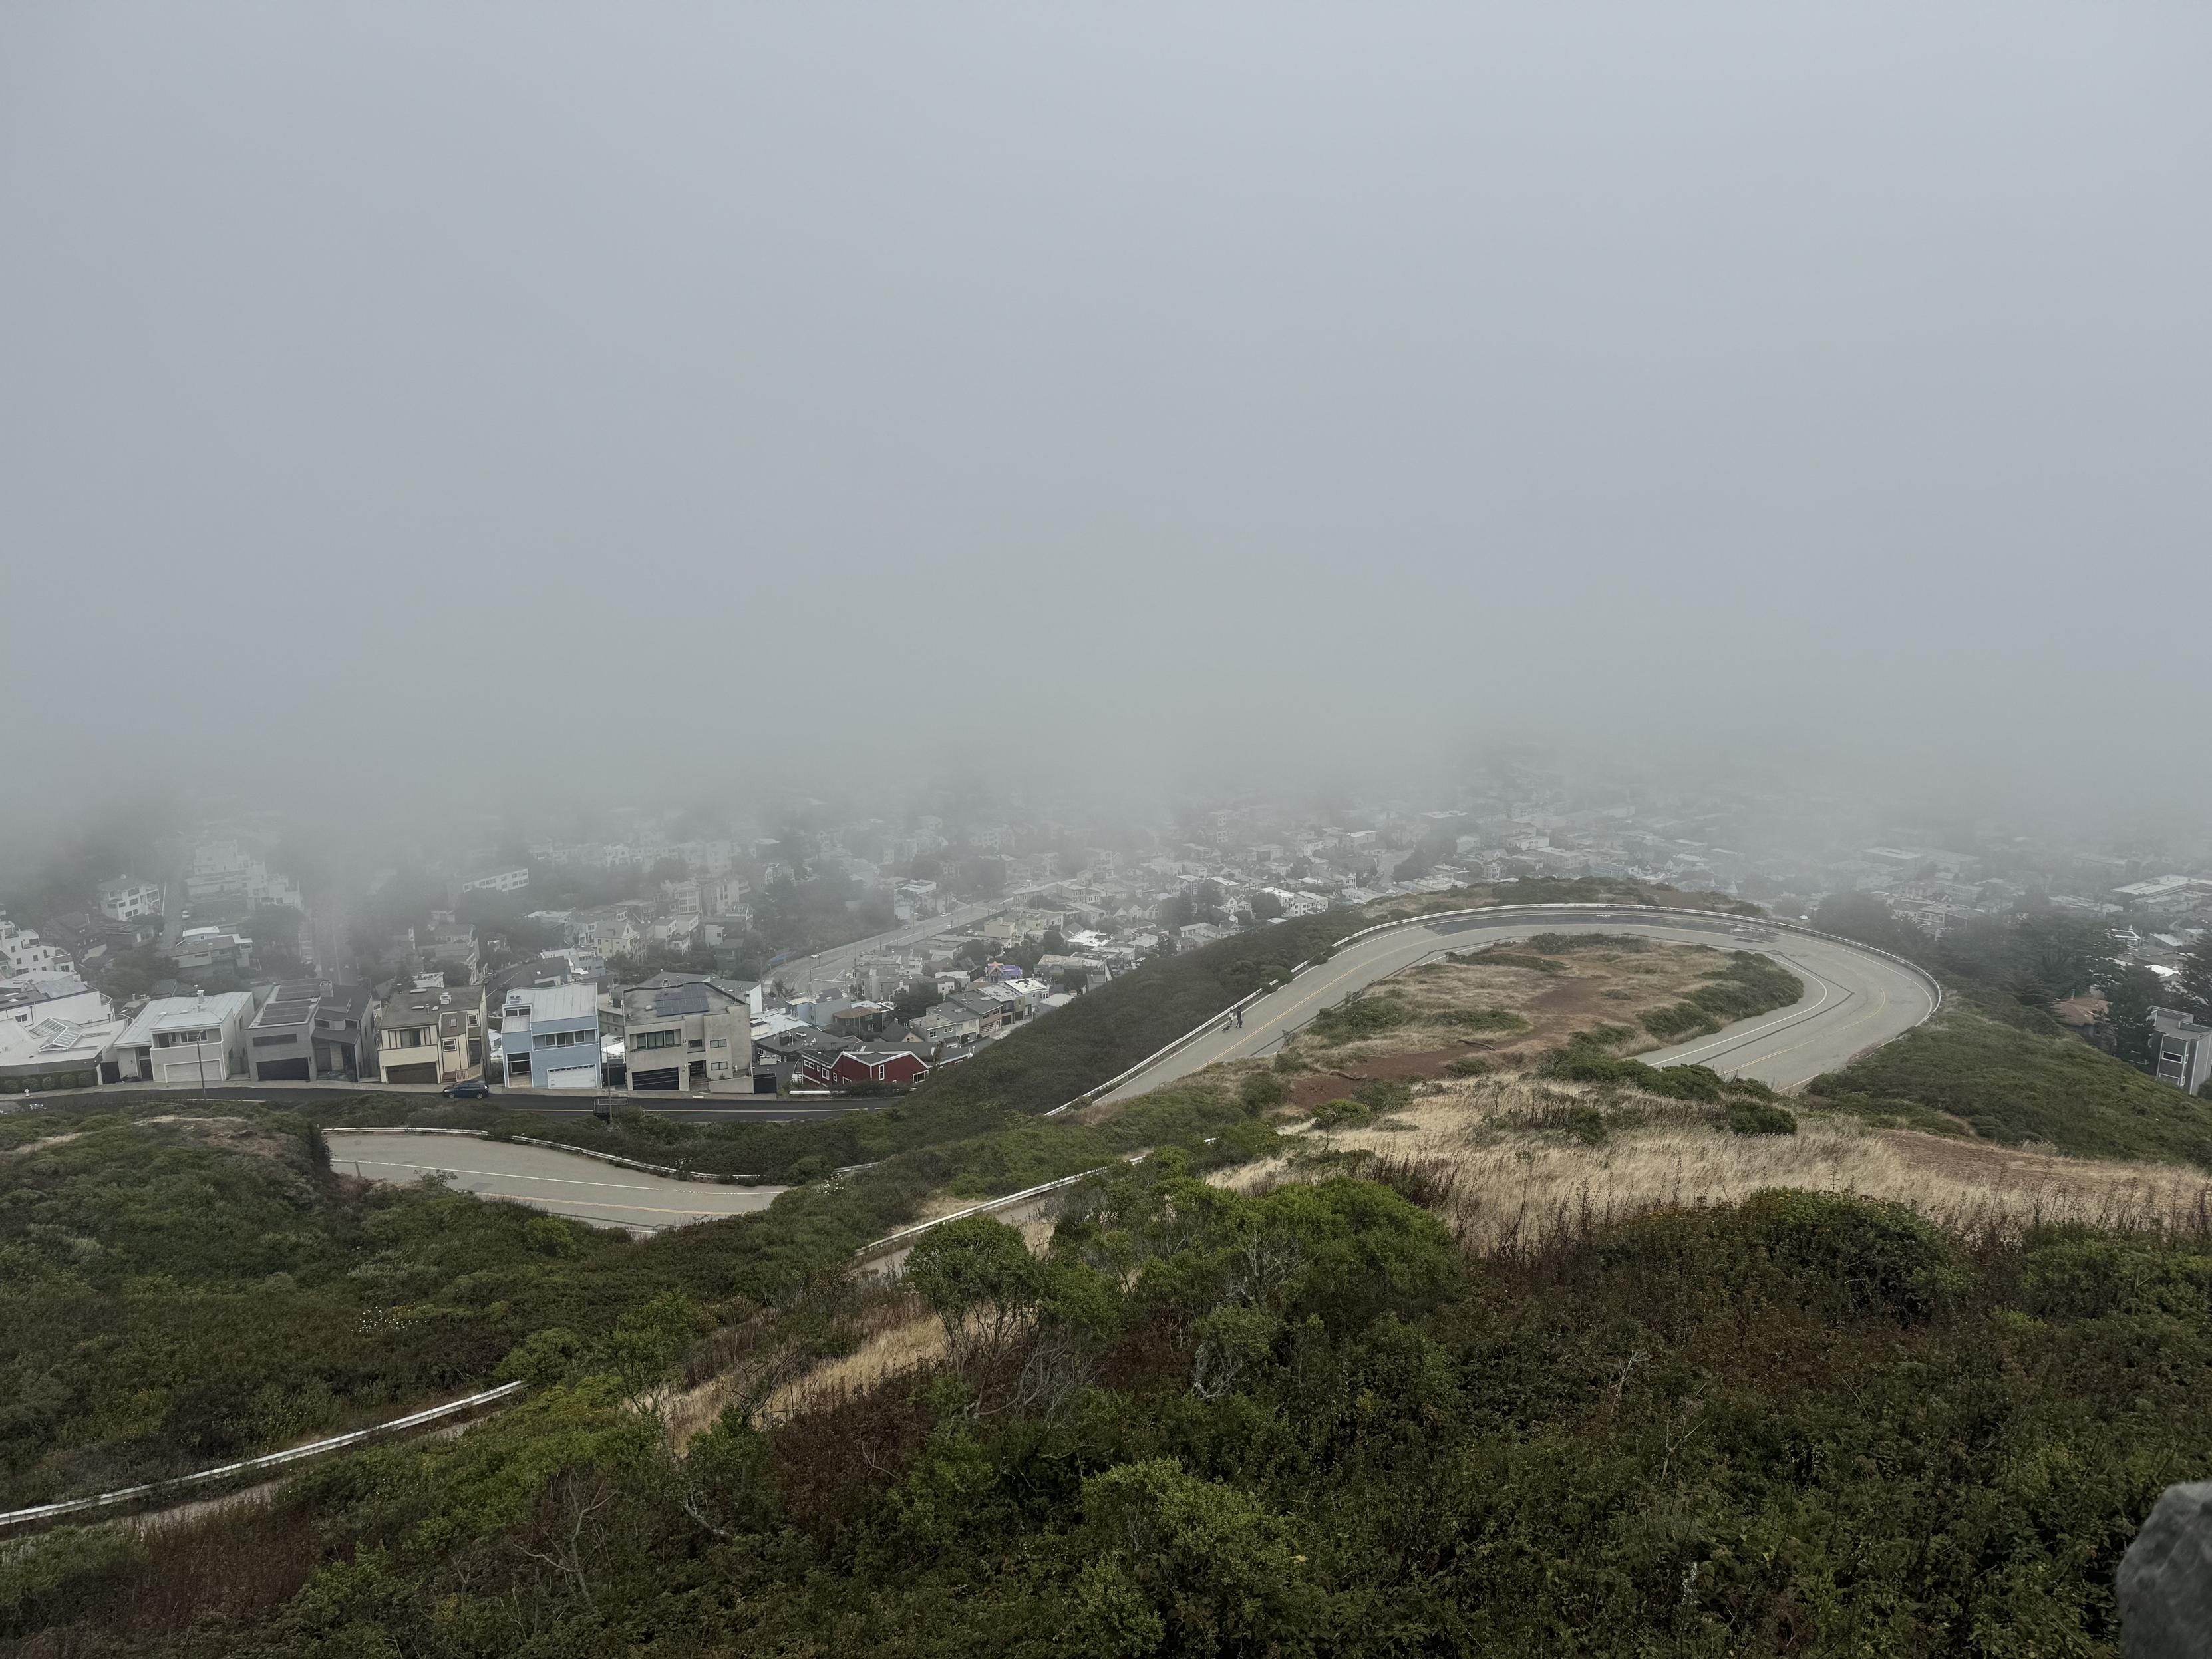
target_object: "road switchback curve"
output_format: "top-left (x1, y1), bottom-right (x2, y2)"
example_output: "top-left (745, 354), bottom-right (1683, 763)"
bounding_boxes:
top-left (1094, 905), bottom-right (1940, 1106)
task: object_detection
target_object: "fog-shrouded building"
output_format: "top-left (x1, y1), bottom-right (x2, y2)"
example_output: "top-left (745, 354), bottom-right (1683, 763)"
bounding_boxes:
top-left (2150, 1006), bottom-right (2212, 1094)
top-left (98, 875), bottom-right (164, 923)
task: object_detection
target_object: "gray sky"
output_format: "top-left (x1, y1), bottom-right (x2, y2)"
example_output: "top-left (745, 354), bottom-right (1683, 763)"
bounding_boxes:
top-left (5, 3), bottom-right (2209, 824)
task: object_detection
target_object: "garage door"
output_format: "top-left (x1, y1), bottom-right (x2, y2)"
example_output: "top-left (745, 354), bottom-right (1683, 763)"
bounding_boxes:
top-left (383, 1062), bottom-right (438, 1084)
top-left (631, 1065), bottom-right (681, 1092)
top-left (544, 1062), bottom-right (601, 1090)
top-left (255, 1058), bottom-right (310, 1082)
top-left (159, 1059), bottom-right (217, 1086)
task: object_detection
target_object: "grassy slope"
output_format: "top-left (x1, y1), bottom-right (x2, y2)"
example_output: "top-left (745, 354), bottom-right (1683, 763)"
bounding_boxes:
top-left (0, 1109), bottom-right (768, 1507)
top-left (0, 879), bottom-right (1728, 1505)
top-left (19, 1174), bottom-right (2212, 1654)
top-left (0, 1072), bottom-right (1275, 1507)
top-left (1807, 979), bottom-right (2212, 1168)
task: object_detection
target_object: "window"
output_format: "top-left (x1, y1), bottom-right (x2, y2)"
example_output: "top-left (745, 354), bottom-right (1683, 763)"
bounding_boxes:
top-left (251, 1034), bottom-right (293, 1048)
top-left (709, 1038), bottom-right (727, 1049)
top-left (632, 1028), bottom-right (679, 1051)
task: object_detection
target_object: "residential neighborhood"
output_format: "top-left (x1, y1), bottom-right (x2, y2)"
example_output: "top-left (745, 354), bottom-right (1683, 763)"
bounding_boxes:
top-left (5, 776), bottom-right (2212, 1101)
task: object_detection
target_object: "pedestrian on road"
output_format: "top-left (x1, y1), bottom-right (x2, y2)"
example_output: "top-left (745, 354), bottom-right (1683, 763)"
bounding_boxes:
top-left (1235, 1008), bottom-right (1245, 1028)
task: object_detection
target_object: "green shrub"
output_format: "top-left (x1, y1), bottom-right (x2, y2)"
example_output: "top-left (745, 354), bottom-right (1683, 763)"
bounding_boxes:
top-left (1237, 1072), bottom-right (1289, 1112)
top-left (2022, 1239), bottom-right (2212, 1322)
top-left (1734, 1189), bottom-right (1963, 1322)
top-left (1725, 1100), bottom-right (1798, 1136)
top-left (1431, 1007), bottom-right (1528, 1033)
top-left (1309, 994), bottom-right (1413, 1042)
top-left (1351, 1079), bottom-right (1412, 1114)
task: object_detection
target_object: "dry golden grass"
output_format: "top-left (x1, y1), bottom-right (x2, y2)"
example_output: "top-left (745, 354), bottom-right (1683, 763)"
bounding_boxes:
top-left (756, 1311), bottom-right (946, 1426)
top-left (1221, 1072), bottom-right (2212, 1256)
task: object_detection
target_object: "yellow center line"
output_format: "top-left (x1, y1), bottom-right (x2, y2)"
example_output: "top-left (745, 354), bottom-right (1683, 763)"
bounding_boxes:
top-left (1203, 935), bottom-right (1431, 1065)
top-left (1658, 961), bottom-right (1836, 1066)
top-left (1746, 983), bottom-right (1903, 1082)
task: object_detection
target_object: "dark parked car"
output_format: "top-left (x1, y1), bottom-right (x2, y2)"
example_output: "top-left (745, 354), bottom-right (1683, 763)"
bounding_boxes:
top-left (442, 1079), bottom-right (492, 1099)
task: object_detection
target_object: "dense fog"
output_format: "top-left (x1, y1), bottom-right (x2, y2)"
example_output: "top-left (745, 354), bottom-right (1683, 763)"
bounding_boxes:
top-left (6, 3), bottom-right (2210, 835)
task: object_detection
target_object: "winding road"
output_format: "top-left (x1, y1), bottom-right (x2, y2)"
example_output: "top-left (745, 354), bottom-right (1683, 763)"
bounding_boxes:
top-left (1096, 906), bottom-right (1939, 1106)
top-left (325, 1131), bottom-right (786, 1233)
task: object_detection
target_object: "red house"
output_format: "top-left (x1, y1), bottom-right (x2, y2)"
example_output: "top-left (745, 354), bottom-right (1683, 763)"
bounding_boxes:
top-left (799, 1047), bottom-right (931, 1090)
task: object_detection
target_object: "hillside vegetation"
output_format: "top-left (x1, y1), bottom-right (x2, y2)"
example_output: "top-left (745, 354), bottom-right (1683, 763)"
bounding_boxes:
top-left (0, 1070), bottom-right (1279, 1508)
top-left (1804, 895), bottom-right (2212, 1170)
top-left (0, 1110), bottom-right (745, 1508)
top-left (1808, 986), bottom-right (2212, 1168)
top-left (12, 1161), bottom-right (2209, 1654)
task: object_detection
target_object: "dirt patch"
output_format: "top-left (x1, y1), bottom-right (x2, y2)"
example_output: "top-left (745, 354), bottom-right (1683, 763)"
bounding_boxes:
top-left (0, 1131), bottom-right (84, 1159)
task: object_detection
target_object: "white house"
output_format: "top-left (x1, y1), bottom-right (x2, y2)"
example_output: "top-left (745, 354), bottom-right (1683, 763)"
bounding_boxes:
top-left (460, 867), bottom-right (530, 896)
top-left (1, 973), bottom-right (112, 1030)
top-left (0, 1013), bottom-right (130, 1090)
top-left (110, 992), bottom-right (255, 1085)
top-left (0, 913), bottom-right (71, 977)
top-left (1260, 887), bottom-right (1329, 918)
top-left (98, 875), bottom-right (164, 923)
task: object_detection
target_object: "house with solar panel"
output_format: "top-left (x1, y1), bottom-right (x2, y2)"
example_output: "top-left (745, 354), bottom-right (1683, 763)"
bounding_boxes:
top-left (245, 981), bottom-right (379, 1082)
top-left (617, 973), bottom-right (756, 1093)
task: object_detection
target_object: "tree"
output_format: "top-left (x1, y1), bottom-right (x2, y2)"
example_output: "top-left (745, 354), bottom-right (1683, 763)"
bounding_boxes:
top-left (1249, 890), bottom-right (1285, 923)
top-left (2177, 934), bottom-right (2212, 1021)
top-left (892, 980), bottom-right (937, 1021)
top-left (908, 1216), bottom-right (1043, 1380)
top-left (2000, 915), bottom-right (2115, 1005)
top-left (2098, 964), bottom-right (2165, 1070)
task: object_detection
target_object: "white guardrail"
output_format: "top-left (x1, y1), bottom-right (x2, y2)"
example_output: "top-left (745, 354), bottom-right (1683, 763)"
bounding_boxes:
top-left (0, 1382), bottom-right (527, 1536)
top-left (850, 1156), bottom-right (1149, 1268)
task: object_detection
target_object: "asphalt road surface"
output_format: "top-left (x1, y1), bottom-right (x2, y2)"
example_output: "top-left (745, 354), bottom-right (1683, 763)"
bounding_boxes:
top-left (1096, 907), bottom-right (1938, 1106)
top-left (326, 1131), bottom-right (787, 1233)
top-left (766, 881), bottom-right (1068, 997)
